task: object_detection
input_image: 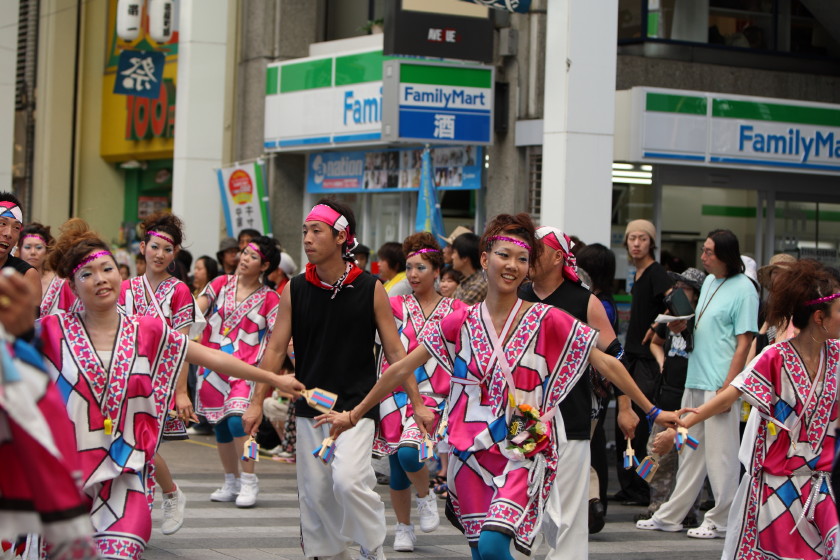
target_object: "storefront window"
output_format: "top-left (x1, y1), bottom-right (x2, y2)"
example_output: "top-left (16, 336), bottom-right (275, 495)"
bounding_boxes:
top-left (619, 0), bottom-right (837, 58)
top-left (776, 200), bottom-right (840, 266)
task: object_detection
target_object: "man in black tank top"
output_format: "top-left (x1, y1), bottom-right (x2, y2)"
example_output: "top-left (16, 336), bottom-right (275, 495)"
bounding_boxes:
top-left (0, 192), bottom-right (40, 312)
top-left (243, 200), bottom-right (432, 560)
top-left (518, 227), bottom-right (655, 559)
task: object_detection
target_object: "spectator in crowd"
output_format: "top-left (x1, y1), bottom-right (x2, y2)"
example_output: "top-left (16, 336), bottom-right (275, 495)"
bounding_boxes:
top-left (438, 226), bottom-right (472, 273)
top-left (617, 219), bottom-right (672, 506)
top-left (354, 243), bottom-right (371, 272)
top-left (438, 268), bottom-right (463, 298)
top-left (640, 267), bottom-right (706, 528)
top-left (192, 255), bottom-right (220, 298)
top-left (377, 242), bottom-right (411, 296)
top-left (216, 237), bottom-right (239, 275)
top-left (451, 232), bottom-right (487, 305)
top-left (237, 228), bottom-right (261, 251)
top-left (637, 229), bottom-right (758, 540)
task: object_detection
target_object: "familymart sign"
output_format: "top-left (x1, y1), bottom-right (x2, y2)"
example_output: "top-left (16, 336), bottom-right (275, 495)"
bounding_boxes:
top-left (626, 87), bottom-right (840, 175)
top-left (264, 50), bottom-right (386, 151)
top-left (265, 50), bottom-right (492, 151)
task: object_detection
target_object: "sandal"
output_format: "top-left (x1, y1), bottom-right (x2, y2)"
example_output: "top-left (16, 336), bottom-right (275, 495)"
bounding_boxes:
top-left (433, 482), bottom-right (448, 499)
top-left (686, 520), bottom-right (724, 539)
top-left (430, 475), bottom-right (445, 489)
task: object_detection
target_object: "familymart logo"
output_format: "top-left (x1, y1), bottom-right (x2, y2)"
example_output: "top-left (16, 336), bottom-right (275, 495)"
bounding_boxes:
top-left (739, 125), bottom-right (840, 163)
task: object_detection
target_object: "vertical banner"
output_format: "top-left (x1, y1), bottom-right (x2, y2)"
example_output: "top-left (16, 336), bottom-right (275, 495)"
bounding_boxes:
top-left (215, 160), bottom-right (272, 238)
top-left (415, 147), bottom-right (445, 238)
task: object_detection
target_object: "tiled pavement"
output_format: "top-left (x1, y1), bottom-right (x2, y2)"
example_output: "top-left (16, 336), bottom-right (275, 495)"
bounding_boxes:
top-left (144, 437), bottom-right (724, 560)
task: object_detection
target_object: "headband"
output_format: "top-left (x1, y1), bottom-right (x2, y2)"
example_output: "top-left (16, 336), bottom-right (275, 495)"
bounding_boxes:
top-left (0, 201), bottom-right (23, 224)
top-left (488, 235), bottom-right (532, 252)
top-left (805, 293), bottom-right (840, 306)
top-left (22, 234), bottom-right (47, 245)
top-left (306, 204), bottom-right (358, 258)
top-left (148, 230), bottom-right (175, 245)
top-left (247, 242), bottom-right (267, 261)
top-left (536, 226), bottom-right (581, 284)
top-left (407, 248), bottom-right (440, 259)
top-left (72, 250), bottom-right (113, 276)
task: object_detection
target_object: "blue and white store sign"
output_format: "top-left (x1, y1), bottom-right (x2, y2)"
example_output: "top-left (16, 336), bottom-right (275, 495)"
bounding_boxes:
top-left (620, 87), bottom-right (840, 175)
top-left (306, 146), bottom-right (483, 194)
top-left (382, 60), bottom-right (494, 145)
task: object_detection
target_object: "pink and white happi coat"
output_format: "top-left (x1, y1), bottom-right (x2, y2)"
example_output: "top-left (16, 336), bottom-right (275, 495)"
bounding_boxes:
top-left (40, 276), bottom-right (81, 317)
top-left (373, 295), bottom-right (464, 456)
top-left (422, 302), bottom-right (596, 554)
top-left (196, 274), bottom-right (279, 423)
top-left (39, 313), bottom-right (188, 560)
top-left (0, 335), bottom-right (98, 560)
top-left (727, 340), bottom-right (839, 560)
top-left (119, 275), bottom-right (196, 437)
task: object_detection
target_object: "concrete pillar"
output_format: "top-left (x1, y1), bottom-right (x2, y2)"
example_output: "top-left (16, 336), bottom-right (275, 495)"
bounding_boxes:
top-left (540, 0), bottom-right (617, 246)
top-left (171, 0), bottom-right (232, 261)
top-left (234, 1), bottom-right (318, 254)
top-left (0, 0), bottom-right (18, 190)
top-left (32, 0), bottom-right (77, 226)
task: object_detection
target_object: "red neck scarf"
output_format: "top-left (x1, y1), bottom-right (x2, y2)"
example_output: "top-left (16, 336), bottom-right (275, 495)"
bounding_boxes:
top-left (305, 261), bottom-right (363, 300)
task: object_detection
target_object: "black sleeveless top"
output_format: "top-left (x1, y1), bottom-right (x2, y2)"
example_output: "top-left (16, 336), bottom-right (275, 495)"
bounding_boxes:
top-left (290, 271), bottom-right (379, 419)
top-left (519, 280), bottom-right (593, 440)
top-left (3, 256), bottom-right (33, 275)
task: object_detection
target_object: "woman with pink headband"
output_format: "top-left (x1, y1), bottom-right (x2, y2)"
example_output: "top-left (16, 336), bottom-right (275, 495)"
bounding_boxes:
top-left (373, 232), bottom-right (465, 552)
top-left (319, 214), bottom-right (682, 559)
top-left (653, 259), bottom-right (839, 559)
top-left (195, 234), bottom-right (281, 508)
top-left (118, 212), bottom-right (198, 535)
top-left (39, 218), bottom-right (303, 560)
top-left (19, 222), bottom-right (80, 316)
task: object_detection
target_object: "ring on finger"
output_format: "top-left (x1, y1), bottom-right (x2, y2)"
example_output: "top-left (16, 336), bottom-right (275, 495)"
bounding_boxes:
top-left (0, 295), bottom-right (11, 308)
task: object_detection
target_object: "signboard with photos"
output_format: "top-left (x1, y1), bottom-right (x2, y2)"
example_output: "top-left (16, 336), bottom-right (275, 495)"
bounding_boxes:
top-left (306, 145), bottom-right (482, 194)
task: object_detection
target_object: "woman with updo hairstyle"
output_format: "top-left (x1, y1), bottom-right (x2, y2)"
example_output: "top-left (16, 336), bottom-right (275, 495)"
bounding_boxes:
top-left (318, 214), bottom-right (681, 559)
top-left (117, 211), bottom-right (198, 535)
top-left (652, 259), bottom-right (838, 559)
top-left (195, 234), bottom-right (282, 508)
top-left (21, 221), bottom-right (80, 317)
top-left (373, 231), bottom-right (464, 550)
top-left (39, 218), bottom-right (303, 560)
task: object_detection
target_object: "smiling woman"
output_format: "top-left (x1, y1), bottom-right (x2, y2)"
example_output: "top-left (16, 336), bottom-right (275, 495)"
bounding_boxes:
top-left (39, 219), bottom-right (302, 560)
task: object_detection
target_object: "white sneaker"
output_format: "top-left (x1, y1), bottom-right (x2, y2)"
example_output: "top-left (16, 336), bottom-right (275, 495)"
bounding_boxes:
top-left (160, 488), bottom-right (186, 535)
top-left (415, 492), bottom-right (440, 533)
top-left (209, 477), bottom-right (240, 502)
top-left (393, 523), bottom-right (416, 552)
top-left (236, 475), bottom-right (259, 508)
top-left (357, 545), bottom-right (386, 560)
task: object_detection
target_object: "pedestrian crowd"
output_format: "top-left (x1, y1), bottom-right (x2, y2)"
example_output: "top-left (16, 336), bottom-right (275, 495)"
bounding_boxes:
top-left (0, 191), bottom-right (837, 560)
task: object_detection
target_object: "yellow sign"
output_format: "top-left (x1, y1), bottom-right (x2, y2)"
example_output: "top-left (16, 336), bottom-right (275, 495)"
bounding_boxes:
top-left (100, 0), bottom-right (178, 162)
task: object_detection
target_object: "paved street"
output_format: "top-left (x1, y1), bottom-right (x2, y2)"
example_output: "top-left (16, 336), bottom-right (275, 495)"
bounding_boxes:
top-left (144, 435), bottom-right (724, 559)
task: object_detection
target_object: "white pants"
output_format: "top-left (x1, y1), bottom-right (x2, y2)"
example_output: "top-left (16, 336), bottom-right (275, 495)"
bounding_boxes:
top-left (543, 439), bottom-right (590, 560)
top-left (652, 389), bottom-right (740, 531)
top-left (297, 418), bottom-right (386, 557)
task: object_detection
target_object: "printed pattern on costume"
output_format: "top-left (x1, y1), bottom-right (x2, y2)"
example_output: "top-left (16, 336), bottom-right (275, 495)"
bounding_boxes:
top-left (423, 303), bottom-right (596, 554)
top-left (0, 334), bottom-right (97, 559)
top-left (40, 276), bottom-right (81, 317)
top-left (729, 340), bottom-right (839, 560)
top-left (196, 274), bottom-right (279, 423)
top-left (39, 313), bottom-right (188, 560)
top-left (119, 275), bottom-right (196, 439)
top-left (373, 295), bottom-right (464, 456)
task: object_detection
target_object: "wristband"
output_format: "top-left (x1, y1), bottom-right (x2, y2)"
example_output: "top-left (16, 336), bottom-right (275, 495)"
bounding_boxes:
top-left (348, 410), bottom-right (357, 427)
top-left (645, 406), bottom-right (662, 430)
